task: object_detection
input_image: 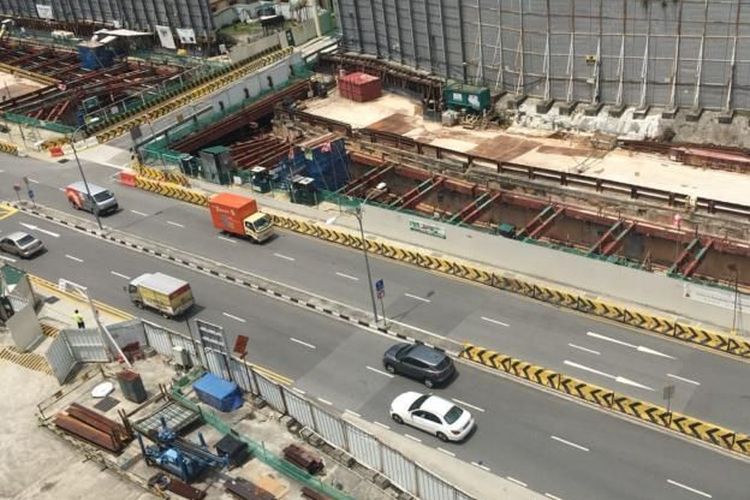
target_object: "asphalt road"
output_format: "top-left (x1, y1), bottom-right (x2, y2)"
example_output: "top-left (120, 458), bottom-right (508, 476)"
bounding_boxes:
top-left (1, 210), bottom-right (749, 500)
top-left (1, 155), bottom-right (750, 437)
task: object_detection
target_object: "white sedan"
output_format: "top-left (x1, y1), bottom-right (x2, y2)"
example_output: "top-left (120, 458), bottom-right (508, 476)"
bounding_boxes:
top-left (390, 391), bottom-right (475, 442)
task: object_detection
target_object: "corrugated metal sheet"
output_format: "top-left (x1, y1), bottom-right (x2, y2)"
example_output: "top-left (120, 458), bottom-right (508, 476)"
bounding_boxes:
top-left (254, 371), bottom-right (286, 412)
top-left (282, 388), bottom-right (315, 429)
top-left (63, 328), bottom-right (109, 362)
top-left (417, 464), bottom-right (456, 500)
top-left (44, 333), bottom-right (77, 384)
top-left (345, 422), bottom-right (381, 471)
top-left (310, 406), bottom-right (346, 449)
top-left (382, 446), bottom-right (417, 494)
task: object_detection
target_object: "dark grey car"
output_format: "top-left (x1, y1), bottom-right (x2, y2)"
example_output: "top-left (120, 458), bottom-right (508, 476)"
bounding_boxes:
top-left (383, 343), bottom-right (456, 388)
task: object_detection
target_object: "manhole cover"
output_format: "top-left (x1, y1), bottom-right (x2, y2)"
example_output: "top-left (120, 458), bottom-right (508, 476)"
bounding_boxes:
top-left (57, 158), bottom-right (69, 164)
top-left (93, 396), bottom-right (120, 412)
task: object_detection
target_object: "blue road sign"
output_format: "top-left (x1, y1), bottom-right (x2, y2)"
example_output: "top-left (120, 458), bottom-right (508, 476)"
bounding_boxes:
top-left (375, 279), bottom-right (385, 299)
top-left (27, 189), bottom-right (34, 199)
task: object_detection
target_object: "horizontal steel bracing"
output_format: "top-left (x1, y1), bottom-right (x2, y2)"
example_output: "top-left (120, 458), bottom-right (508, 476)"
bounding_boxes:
top-left (337, 0), bottom-right (750, 111)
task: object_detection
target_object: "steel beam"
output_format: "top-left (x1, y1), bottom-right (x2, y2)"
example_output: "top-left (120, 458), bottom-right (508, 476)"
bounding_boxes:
top-left (453, 191), bottom-right (502, 225)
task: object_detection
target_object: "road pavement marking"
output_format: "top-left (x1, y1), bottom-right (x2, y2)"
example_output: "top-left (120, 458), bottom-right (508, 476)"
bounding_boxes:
top-left (481, 316), bottom-right (510, 327)
top-left (344, 409), bottom-right (361, 418)
top-left (317, 397), bottom-right (333, 406)
top-left (374, 421), bottom-right (391, 430)
top-left (366, 365), bottom-right (395, 378)
top-left (667, 373), bottom-right (701, 386)
top-left (290, 337), bottom-right (316, 349)
top-left (404, 292), bottom-right (431, 303)
top-left (222, 312), bottom-right (247, 323)
top-left (404, 433), bottom-right (421, 443)
top-left (564, 360), bottom-right (655, 391)
top-left (451, 397), bottom-right (485, 413)
top-left (335, 271), bottom-right (359, 281)
top-left (19, 222), bottom-right (59, 238)
top-left (274, 252), bottom-right (295, 261)
top-left (550, 435), bottom-right (590, 452)
top-left (666, 479), bottom-right (712, 498)
top-left (544, 494), bottom-right (564, 500)
top-left (291, 387), bottom-right (306, 395)
top-left (26, 177), bottom-right (39, 184)
top-left (110, 271), bottom-right (131, 280)
top-left (218, 236), bottom-right (237, 244)
top-left (506, 477), bottom-right (527, 488)
top-left (586, 331), bottom-right (676, 359)
top-left (568, 343), bottom-right (600, 355)
top-left (470, 461), bottom-right (491, 472)
top-left (437, 447), bottom-right (455, 457)
top-left (0, 255), bottom-right (17, 262)
top-left (130, 210), bottom-right (148, 216)
top-left (65, 254), bottom-right (83, 263)
top-left (166, 220), bottom-right (184, 228)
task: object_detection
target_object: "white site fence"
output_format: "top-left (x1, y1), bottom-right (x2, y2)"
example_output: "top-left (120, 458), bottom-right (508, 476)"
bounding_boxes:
top-left (139, 319), bottom-right (476, 500)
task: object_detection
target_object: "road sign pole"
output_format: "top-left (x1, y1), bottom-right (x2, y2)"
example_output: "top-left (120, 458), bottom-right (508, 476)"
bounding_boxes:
top-left (379, 296), bottom-right (387, 327)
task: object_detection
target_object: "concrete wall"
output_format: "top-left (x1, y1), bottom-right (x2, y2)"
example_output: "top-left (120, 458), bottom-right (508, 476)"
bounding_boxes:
top-left (228, 31), bottom-right (284, 63)
top-left (336, 0), bottom-right (750, 111)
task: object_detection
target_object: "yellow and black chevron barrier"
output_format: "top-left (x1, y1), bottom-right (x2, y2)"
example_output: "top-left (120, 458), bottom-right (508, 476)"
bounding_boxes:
top-left (134, 163), bottom-right (190, 187)
top-left (133, 175), bottom-right (208, 206)
top-left (270, 213), bottom-right (749, 360)
top-left (41, 323), bottom-right (60, 338)
top-left (0, 140), bottom-right (19, 156)
top-left (461, 341), bottom-right (750, 456)
top-left (0, 346), bottom-right (52, 375)
top-left (95, 47), bottom-right (293, 143)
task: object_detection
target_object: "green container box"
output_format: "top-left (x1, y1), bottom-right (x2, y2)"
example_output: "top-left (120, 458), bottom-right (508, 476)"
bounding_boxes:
top-left (443, 83), bottom-right (491, 112)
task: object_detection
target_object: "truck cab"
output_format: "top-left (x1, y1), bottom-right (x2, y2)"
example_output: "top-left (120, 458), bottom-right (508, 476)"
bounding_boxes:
top-left (208, 192), bottom-right (274, 244)
top-left (244, 212), bottom-right (273, 243)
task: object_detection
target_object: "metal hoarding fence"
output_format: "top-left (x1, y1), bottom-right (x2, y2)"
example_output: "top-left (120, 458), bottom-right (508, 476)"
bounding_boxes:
top-left (254, 370), bottom-right (286, 413)
top-left (381, 445), bottom-right (418, 494)
top-left (62, 328), bottom-right (109, 362)
top-left (310, 405), bottom-right (348, 449)
top-left (282, 388), bottom-right (316, 429)
top-left (44, 332), bottom-right (78, 384)
top-left (344, 422), bottom-right (381, 471)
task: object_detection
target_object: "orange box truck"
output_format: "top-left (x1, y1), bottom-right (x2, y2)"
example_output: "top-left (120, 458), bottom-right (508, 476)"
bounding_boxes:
top-left (208, 192), bottom-right (274, 243)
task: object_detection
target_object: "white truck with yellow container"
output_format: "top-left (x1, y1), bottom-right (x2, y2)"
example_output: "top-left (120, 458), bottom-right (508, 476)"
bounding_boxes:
top-left (127, 272), bottom-right (195, 318)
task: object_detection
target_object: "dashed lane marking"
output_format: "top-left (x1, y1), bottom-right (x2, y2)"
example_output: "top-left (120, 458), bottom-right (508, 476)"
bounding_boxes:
top-left (274, 252), bottom-right (295, 261)
top-left (471, 461), bottom-right (491, 472)
top-left (110, 271), bottom-right (131, 280)
top-left (0, 255), bottom-right (16, 262)
top-left (65, 254), bottom-right (83, 263)
top-left (481, 316), bottom-right (509, 327)
top-left (550, 435), bottom-right (590, 452)
top-left (344, 409), bottom-right (361, 418)
top-left (335, 271), bottom-right (359, 281)
top-left (317, 397), bottom-right (333, 406)
top-left (451, 397), bottom-right (485, 413)
top-left (218, 236), bottom-right (237, 244)
top-left (404, 292), bottom-right (431, 303)
top-left (506, 477), bottom-right (527, 488)
top-left (374, 421), bottom-right (391, 430)
top-left (290, 337), bottom-right (316, 349)
top-left (404, 434), bottom-right (422, 443)
top-left (667, 373), bottom-right (701, 386)
top-left (666, 479), bottom-right (712, 498)
top-left (366, 366), bottom-right (394, 378)
top-left (437, 447), bottom-right (455, 457)
top-left (130, 210), bottom-right (148, 216)
top-left (568, 343), bottom-right (601, 355)
top-left (166, 220), bottom-right (184, 228)
top-left (222, 312), bottom-right (246, 323)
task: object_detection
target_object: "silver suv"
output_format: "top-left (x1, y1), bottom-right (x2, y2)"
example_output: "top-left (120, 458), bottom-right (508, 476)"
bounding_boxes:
top-left (0, 231), bottom-right (45, 258)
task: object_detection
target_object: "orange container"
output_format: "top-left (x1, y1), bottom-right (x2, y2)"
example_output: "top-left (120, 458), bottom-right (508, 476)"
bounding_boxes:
top-left (118, 169), bottom-right (136, 187)
top-left (208, 192), bottom-right (258, 236)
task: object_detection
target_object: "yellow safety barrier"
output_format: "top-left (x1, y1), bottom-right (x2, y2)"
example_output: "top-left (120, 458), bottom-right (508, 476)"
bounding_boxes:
top-left (558, 375), bottom-right (614, 408)
top-left (41, 323), bottom-right (60, 338)
top-left (0, 202), bottom-right (18, 221)
top-left (270, 213), bottom-right (746, 360)
top-left (134, 163), bottom-right (190, 187)
top-left (734, 433), bottom-right (750, 456)
top-left (669, 412), bottom-right (737, 451)
top-left (611, 395), bottom-right (671, 428)
top-left (507, 358), bottom-right (561, 389)
top-left (0, 140), bottom-right (19, 156)
top-left (133, 175), bottom-right (208, 206)
top-left (95, 47), bottom-right (293, 143)
top-left (0, 346), bottom-right (53, 375)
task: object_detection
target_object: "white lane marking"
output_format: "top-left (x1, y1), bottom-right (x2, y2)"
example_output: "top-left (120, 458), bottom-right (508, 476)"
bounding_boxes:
top-left (291, 387), bottom-right (306, 396)
top-left (130, 210), bottom-right (148, 216)
top-left (274, 252), bottom-right (295, 261)
top-left (317, 397), bottom-right (333, 406)
top-left (506, 477), bottom-right (527, 488)
top-left (545, 494), bottom-right (564, 500)
top-left (550, 435), bottom-right (590, 452)
top-left (110, 271), bottom-right (131, 280)
top-left (0, 255), bottom-right (17, 262)
top-left (19, 222), bottom-right (59, 238)
top-left (471, 461), bottom-right (491, 472)
top-left (26, 177), bottom-right (39, 184)
top-left (218, 236), bottom-right (237, 244)
top-left (404, 433), bottom-right (422, 443)
top-left (57, 187), bottom-right (65, 192)
top-left (335, 271), bottom-right (359, 281)
top-left (667, 373), bottom-right (701, 386)
top-left (564, 360), bottom-right (655, 391)
top-left (481, 316), bottom-right (510, 327)
top-left (290, 337), bottom-right (316, 349)
top-left (222, 312), bottom-right (247, 323)
top-left (65, 254), bottom-right (83, 263)
top-left (587, 331), bottom-right (676, 360)
top-left (166, 220), bottom-right (184, 228)
top-left (374, 421), bottom-right (391, 430)
top-left (666, 479), bottom-right (712, 498)
top-left (404, 292), bottom-right (431, 303)
top-left (568, 343), bottom-right (601, 355)
top-left (366, 365), bottom-right (395, 378)
top-left (344, 409), bottom-right (361, 418)
top-left (437, 447), bottom-right (455, 457)
top-left (451, 398), bottom-right (485, 413)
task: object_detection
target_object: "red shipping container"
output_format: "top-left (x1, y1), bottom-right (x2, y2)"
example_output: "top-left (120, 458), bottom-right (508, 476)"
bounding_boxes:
top-left (209, 192), bottom-right (258, 236)
top-left (338, 72), bottom-right (381, 102)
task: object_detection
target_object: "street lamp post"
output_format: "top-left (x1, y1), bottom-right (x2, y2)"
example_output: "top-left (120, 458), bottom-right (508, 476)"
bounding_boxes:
top-left (327, 182), bottom-right (387, 324)
top-left (70, 121), bottom-right (103, 230)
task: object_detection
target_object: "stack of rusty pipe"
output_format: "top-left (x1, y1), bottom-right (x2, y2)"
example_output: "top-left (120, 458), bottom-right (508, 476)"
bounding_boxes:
top-left (54, 403), bottom-right (132, 453)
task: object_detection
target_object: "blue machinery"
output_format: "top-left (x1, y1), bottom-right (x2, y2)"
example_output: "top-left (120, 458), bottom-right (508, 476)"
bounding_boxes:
top-left (137, 417), bottom-right (228, 483)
